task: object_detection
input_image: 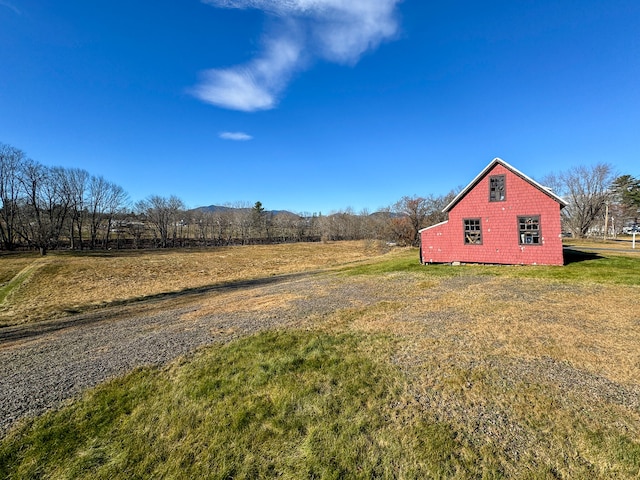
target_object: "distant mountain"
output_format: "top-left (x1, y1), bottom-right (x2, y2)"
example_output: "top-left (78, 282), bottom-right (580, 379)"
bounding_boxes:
top-left (368, 211), bottom-right (406, 219)
top-left (190, 205), bottom-right (300, 217)
top-left (190, 205), bottom-right (401, 219)
top-left (191, 205), bottom-right (237, 214)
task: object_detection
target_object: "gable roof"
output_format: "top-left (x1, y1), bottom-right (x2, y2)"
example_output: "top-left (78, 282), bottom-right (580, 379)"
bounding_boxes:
top-left (443, 157), bottom-right (568, 212)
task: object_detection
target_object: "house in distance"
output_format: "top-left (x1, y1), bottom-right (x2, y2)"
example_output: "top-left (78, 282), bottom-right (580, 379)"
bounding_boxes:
top-left (420, 158), bottom-right (567, 266)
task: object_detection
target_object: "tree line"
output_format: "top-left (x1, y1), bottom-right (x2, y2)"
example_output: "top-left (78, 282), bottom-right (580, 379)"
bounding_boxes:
top-left (0, 143), bottom-right (127, 254)
top-left (1, 142), bottom-right (638, 254)
top-left (542, 163), bottom-right (640, 237)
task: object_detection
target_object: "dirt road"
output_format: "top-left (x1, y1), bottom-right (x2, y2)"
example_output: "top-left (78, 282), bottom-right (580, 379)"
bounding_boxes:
top-left (0, 271), bottom-right (376, 434)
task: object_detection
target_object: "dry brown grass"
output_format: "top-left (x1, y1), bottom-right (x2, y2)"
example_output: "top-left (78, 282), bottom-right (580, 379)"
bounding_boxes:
top-left (325, 271), bottom-right (640, 385)
top-left (565, 237), bottom-right (640, 255)
top-left (309, 268), bottom-right (640, 476)
top-left (0, 241), bottom-right (393, 325)
top-left (408, 276), bottom-right (640, 384)
top-left (0, 253), bottom-right (40, 284)
top-left (180, 290), bottom-right (305, 321)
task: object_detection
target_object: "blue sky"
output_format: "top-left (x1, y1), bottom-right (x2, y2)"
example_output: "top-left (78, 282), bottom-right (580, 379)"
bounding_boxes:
top-left (1, 1), bottom-right (638, 214)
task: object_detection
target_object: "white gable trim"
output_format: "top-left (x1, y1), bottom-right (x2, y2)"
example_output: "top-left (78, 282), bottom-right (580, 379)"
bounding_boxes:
top-left (418, 220), bottom-right (448, 233)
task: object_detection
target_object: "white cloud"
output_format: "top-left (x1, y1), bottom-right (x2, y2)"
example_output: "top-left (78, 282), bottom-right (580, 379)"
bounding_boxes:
top-left (219, 131), bottom-right (254, 141)
top-left (193, 34), bottom-right (302, 112)
top-left (194, 0), bottom-right (401, 111)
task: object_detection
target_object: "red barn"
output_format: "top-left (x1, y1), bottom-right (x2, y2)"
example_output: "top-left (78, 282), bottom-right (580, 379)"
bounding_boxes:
top-left (420, 158), bottom-right (567, 266)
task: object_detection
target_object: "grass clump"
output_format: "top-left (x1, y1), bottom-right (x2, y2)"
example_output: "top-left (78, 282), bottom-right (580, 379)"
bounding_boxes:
top-left (0, 331), bottom-right (474, 479)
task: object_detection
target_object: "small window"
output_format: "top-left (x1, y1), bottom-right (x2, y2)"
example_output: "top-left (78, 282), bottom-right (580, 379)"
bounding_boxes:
top-left (489, 175), bottom-right (506, 202)
top-left (464, 218), bottom-right (482, 244)
top-left (519, 216), bottom-right (541, 245)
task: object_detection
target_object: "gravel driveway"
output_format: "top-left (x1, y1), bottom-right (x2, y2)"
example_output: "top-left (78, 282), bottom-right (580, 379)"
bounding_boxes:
top-left (0, 271), bottom-right (377, 435)
top-left (0, 275), bottom-right (328, 434)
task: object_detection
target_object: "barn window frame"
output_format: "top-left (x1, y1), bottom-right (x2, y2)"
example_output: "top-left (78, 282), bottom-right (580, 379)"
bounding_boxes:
top-left (463, 218), bottom-right (482, 245)
top-left (489, 175), bottom-right (506, 202)
top-left (518, 216), bottom-right (541, 245)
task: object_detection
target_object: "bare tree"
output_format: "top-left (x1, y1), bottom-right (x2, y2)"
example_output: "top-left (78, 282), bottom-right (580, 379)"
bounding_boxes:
top-left (168, 195), bottom-right (186, 247)
top-left (17, 162), bottom-right (71, 255)
top-left (342, 207), bottom-right (361, 240)
top-left (191, 209), bottom-right (211, 246)
top-left (428, 191), bottom-right (457, 225)
top-left (0, 143), bottom-right (26, 250)
top-left (136, 195), bottom-right (185, 248)
top-left (387, 213), bottom-right (415, 246)
top-left (388, 192), bottom-right (457, 246)
top-left (271, 211), bottom-right (295, 242)
top-left (102, 182), bottom-right (129, 248)
top-left (543, 163), bottom-right (615, 237)
top-left (230, 202), bottom-right (252, 244)
top-left (87, 176), bottom-right (111, 249)
top-left (366, 209), bottom-right (395, 241)
top-left (65, 168), bottom-right (90, 250)
top-left (125, 215), bottom-right (146, 249)
top-left (303, 213), bottom-right (321, 242)
top-left (392, 195), bottom-right (436, 246)
top-left (212, 209), bottom-right (234, 245)
top-left (393, 196), bottom-right (428, 246)
top-left (358, 208), bottom-right (374, 239)
top-left (319, 210), bottom-right (347, 241)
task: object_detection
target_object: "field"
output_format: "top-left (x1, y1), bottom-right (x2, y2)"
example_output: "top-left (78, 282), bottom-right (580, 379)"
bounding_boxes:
top-left (0, 242), bottom-right (386, 326)
top-left (1, 241), bottom-right (639, 478)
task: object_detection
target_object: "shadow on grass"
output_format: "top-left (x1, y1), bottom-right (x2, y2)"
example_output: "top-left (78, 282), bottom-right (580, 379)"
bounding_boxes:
top-left (563, 247), bottom-right (602, 265)
top-left (0, 271), bottom-right (316, 345)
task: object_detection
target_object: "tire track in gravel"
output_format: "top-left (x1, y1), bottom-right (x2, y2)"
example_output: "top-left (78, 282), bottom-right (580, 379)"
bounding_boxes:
top-left (0, 271), bottom-right (314, 346)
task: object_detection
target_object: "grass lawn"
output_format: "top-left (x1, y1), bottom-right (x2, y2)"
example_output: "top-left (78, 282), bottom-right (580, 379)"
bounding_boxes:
top-left (1, 241), bottom-right (639, 478)
top-left (0, 331), bottom-right (472, 479)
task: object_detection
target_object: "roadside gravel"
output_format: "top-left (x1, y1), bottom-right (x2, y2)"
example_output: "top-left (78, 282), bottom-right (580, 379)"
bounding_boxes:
top-left (1, 276), bottom-right (279, 434)
top-left (0, 272), bottom-right (379, 435)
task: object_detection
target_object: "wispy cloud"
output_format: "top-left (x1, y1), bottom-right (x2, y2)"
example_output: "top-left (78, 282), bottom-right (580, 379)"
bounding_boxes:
top-left (193, 0), bottom-right (402, 112)
top-left (0, 1), bottom-right (21, 15)
top-left (194, 34), bottom-right (302, 112)
top-left (219, 131), bottom-right (254, 141)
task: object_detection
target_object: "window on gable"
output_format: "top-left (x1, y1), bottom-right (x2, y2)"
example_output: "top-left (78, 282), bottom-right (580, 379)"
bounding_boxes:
top-left (489, 175), bottom-right (506, 202)
top-left (464, 218), bottom-right (482, 244)
top-left (518, 216), bottom-right (541, 245)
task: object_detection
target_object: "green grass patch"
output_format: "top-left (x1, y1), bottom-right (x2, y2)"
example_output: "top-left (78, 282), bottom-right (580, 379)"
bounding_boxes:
top-left (0, 253), bottom-right (38, 283)
top-left (0, 263), bottom-right (39, 305)
top-left (341, 249), bottom-right (467, 277)
top-left (0, 271), bottom-right (28, 305)
top-left (500, 251), bottom-right (640, 285)
top-left (343, 247), bottom-right (640, 285)
top-left (0, 331), bottom-right (478, 479)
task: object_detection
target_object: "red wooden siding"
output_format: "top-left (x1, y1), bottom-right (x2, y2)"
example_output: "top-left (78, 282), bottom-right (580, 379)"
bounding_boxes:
top-left (420, 162), bottom-right (565, 266)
